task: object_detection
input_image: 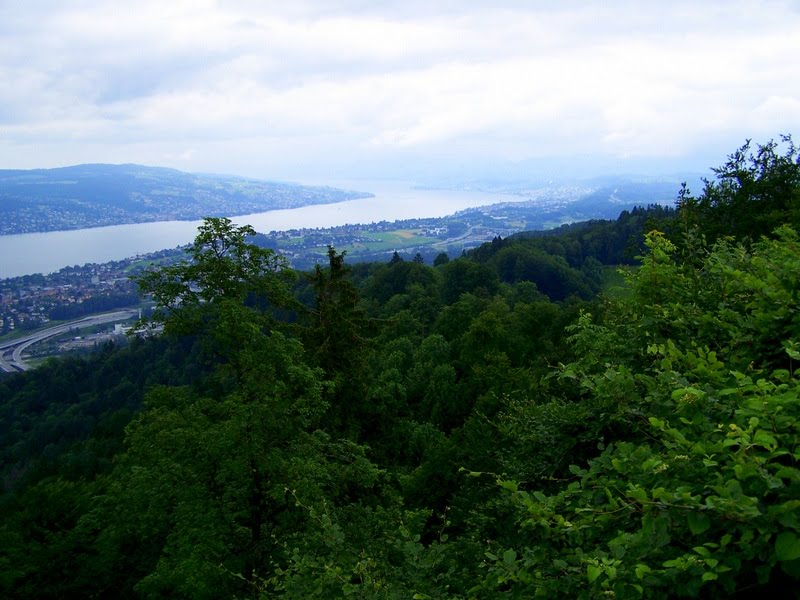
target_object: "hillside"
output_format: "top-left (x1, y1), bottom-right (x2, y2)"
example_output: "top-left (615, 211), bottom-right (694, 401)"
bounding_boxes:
top-left (0, 138), bottom-right (799, 598)
top-left (0, 164), bottom-right (371, 235)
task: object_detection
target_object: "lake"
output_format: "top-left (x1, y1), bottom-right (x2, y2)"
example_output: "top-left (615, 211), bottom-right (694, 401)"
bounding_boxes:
top-left (0, 181), bottom-right (521, 279)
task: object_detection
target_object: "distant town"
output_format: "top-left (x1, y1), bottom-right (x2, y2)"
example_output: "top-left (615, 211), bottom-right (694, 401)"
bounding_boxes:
top-left (0, 212), bottom-right (514, 338)
top-left (0, 249), bottom-right (174, 337)
top-left (0, 204), bottom-right (533, 344)
top-left (0, 171), bottom-right (681, 366)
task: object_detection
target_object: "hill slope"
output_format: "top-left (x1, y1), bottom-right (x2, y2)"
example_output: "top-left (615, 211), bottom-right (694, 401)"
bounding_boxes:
top-left (0, 164), bottom-right (371, 235)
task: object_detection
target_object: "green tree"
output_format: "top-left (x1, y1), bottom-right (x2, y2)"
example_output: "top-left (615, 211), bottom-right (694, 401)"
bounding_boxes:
top-left (677, 136), bottom-right (800, 243)
top-left (433, 251), bottom-right (450, 267)
top-left (135, 217), bottom-right (297, 378)
top-left (77, 223), bottom-right (387, 597)
top-left (139, 218), bottom-right (288, 315)
top-left (440, 259), bottom-right (499, 304)
top-left (479, 228), bottom-right (800, 598)
top-left (303, 247), bottom-right (373, 438)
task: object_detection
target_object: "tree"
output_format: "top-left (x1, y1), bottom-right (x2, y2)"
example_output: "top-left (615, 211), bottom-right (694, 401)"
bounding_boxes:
top-left (480, 228), bottom-right (800, 598)
top-left (135, 217), bottom-right (298, 379)
top-left (677, 136), bottom-right (800, 243)
top-left (303, 247), bottom-right (376, 438)
top-left (135, 217), bottom-right (294, 337)
top-left (440, 259), bottom-right (499, 304)
top-left (433, 251), bottom-right (450, 267)
top-left (85, 225), bottom-right (387, 596)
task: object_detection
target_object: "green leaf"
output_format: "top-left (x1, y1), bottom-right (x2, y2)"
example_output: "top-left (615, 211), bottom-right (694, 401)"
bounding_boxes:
top-left (781, 558), bottom-right (800, 578)
top-left (753, 430), bottom-right (778, 450)
top-left (503, 549), bottom-right (517, 565)
top-left (671, 386), bottom-right (703, 400)
top-left (627, 486), bottom-right (649, 504)
top-left (734, 463), bottom-right (759, 480)
top-left (499, 480), bottom-right (518, 492)
top-left (702, 572), bottom-right (718, 582)
top-left (688, 512), bottom-right (711, 535)
top-left (641, 458), bottom-right (662, 472)
top-left (587, 564), bottom-right (602, 583)
top-left (634, 564), bottom-right (651, 579)
top-left (775, 532), bottom-right (800, 561)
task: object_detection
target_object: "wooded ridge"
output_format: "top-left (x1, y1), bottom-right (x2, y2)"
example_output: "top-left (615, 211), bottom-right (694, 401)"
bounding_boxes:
top-left (1, 138), bottom-right (799, 598)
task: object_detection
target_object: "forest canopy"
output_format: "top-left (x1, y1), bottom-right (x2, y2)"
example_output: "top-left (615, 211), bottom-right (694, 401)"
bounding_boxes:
top-left (1, 137), bottom-right (799, 598)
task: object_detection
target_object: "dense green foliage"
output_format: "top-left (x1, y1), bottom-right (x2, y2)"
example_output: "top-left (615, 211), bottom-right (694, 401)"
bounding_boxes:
top-left (1, 139), bottom-right (798, 598)
top-left (478, 228), bottom-right (800, 598)
top-left (676, 136), bottom-right (800, 243)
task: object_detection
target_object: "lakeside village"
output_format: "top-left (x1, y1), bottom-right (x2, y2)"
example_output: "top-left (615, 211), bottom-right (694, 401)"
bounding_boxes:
top-left (0, 251), bottom-right (170, 338)
top-left (0, 212), bottom-right (521, 342)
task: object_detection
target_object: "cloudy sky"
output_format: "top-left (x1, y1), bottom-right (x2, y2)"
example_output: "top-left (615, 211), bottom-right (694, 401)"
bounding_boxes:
top-left (1, 0), bottom-right (799, 183)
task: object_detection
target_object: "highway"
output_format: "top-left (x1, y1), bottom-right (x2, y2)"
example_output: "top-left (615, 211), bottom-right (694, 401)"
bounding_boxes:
top-left (0, 310), bottom-right (138, 373)
top-left (0, 352), bottom-right (14, 372)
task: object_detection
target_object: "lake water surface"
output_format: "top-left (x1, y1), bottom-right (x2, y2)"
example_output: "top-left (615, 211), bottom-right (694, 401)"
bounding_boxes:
top-left (0, 181), bottom-right (521, 279)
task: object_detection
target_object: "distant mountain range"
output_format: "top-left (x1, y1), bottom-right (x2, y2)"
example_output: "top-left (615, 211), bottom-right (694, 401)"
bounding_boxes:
top-left (0, 164), bottom-right (372, 235)
top-left (467, 177), bottom-right (686, 225)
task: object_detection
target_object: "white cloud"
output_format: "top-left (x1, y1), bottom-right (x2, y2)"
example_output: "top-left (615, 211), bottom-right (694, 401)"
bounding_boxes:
top-left (0, 0), bottom-right (799, 179)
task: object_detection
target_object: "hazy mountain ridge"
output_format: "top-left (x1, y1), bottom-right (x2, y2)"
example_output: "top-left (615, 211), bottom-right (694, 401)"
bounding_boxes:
top-left (446, 177), bottom-right (683, 229)
top-left (0, 164), bottom-right (372, 235)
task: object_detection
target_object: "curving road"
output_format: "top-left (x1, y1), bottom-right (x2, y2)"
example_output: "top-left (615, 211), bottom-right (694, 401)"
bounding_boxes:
top-left (0, 310), bottom-right (138, 373)
top-left (0, 352), bottom-right (14, 372)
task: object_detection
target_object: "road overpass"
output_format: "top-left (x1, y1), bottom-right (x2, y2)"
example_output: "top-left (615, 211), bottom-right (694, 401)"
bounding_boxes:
top-left (0, 310), bottom-right (138, 373)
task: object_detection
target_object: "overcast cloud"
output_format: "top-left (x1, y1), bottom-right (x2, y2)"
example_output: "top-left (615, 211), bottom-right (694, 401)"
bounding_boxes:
top-left (1, 0), bottom-right (798, 181)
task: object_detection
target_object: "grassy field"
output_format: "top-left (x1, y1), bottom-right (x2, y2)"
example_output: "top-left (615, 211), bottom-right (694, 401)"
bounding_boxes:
top-left (123, 254), bottom-right (183, 274)
top-left (339, 230), bottom-right (436, 254)
top-left (280, 236), bottom-right (307, 247)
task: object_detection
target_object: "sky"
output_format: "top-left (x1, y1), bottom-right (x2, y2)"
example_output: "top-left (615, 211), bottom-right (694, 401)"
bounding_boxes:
top-left (1, 0), bottom-right (799, 183)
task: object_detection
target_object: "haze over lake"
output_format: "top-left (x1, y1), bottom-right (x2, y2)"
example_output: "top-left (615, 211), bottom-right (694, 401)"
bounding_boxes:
top-left (0, 182), bottom-right (521, 279)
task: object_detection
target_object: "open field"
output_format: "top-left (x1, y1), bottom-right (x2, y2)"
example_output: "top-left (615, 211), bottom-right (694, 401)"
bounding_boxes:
top-left (339, 230), bottom-right (436, 253)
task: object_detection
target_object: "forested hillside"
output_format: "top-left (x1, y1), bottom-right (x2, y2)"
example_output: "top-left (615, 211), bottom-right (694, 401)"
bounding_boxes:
top-left (1, 139), bottom-right (799, 598)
